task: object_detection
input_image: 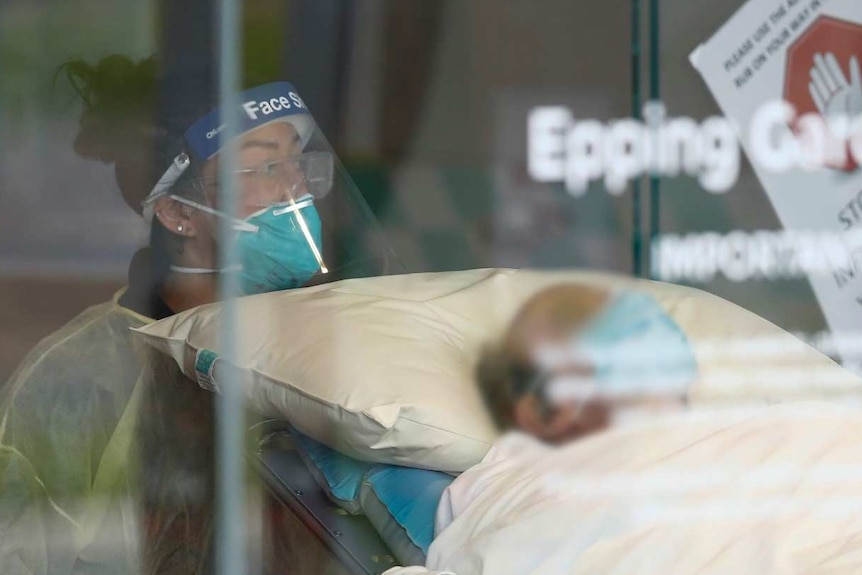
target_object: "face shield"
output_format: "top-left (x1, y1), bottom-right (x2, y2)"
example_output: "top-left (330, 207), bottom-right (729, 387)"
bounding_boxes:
top-left (140, 81), bottom-right (399, 294)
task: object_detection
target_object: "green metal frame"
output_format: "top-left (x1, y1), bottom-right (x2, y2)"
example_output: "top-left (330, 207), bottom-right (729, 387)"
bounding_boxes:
top-left (631, 0), bottom-right (661, 278)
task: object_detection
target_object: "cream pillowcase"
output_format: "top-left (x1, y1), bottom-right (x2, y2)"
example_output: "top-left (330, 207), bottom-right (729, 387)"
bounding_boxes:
top-left (133, 269), bottom-right (861, 472)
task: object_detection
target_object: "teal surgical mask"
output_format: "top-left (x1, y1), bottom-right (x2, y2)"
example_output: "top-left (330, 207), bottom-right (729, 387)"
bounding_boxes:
top-left (169, 195), bottom-right (325, 295)
top-left (539, 291), bottom-right (698, 401)
top-left (236, 197), bottom-right (324, 294)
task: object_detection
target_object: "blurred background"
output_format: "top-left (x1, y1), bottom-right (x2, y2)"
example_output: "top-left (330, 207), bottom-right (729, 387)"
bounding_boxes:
top-left (0, 0), bottom-right (826, 383)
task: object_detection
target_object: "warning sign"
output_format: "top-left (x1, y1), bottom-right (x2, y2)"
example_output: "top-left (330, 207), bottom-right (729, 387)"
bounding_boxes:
top-left (692, 0), bottom-right (862, 366)
top-left (784, 16), bottom-right (862, 171)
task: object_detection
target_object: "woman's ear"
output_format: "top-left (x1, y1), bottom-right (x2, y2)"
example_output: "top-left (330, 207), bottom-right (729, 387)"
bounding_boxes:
top-left (154, 196), bottom-right (196, 237)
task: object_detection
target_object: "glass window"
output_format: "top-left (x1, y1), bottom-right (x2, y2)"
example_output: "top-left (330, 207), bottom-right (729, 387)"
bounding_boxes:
top-left (3, 2), bottom-right (861, 574)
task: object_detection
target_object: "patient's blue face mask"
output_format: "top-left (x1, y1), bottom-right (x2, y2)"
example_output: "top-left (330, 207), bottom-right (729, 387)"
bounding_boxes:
top-left (538, 292), bottom-right (698, 401)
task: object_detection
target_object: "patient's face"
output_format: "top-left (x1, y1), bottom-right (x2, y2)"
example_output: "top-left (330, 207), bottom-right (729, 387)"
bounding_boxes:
top-left (504, 285), bottom-right (685, 444)
top-left (504, 285), bottom-right (613, 444)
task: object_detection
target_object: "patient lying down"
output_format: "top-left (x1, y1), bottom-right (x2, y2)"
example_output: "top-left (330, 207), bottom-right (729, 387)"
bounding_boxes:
top-left (384, 285), bottom-right (862, 575)
top-left (476, 284), bottom-right (697, 444)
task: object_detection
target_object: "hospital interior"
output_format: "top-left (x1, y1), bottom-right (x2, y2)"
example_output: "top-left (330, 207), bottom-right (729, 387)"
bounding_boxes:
top-left (3, 0), bottom-right (862, 574)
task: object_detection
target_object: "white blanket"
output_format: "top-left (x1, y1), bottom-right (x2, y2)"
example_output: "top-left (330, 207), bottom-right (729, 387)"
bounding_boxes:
top-left (385, 403), bottom-right (862, 575)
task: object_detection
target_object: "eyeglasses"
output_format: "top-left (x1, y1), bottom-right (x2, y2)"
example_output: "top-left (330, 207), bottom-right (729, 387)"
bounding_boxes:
top-left (193, 151), bottom-right (335, 208)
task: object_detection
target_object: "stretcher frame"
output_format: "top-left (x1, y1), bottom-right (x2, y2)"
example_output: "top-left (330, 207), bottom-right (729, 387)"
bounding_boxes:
top-left (249, 420), bottom-right (403, 575)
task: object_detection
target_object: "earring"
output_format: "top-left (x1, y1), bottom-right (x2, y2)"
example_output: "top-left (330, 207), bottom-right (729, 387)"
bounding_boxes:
top-left (177, 225), bottom-right (184, 232)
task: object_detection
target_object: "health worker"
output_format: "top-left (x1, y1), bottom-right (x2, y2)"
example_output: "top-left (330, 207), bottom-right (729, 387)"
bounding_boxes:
top-left (0, 55), bottom-right (394, 574)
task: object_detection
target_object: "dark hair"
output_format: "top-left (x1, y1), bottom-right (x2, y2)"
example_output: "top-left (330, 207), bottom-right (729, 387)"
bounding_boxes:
top-left (61, 54), bottom-right (220, 300)
top-left (63, 56), bottom-right (168, 212)
top-left (61, 55), bottom-right (221, 202)
top-left (475, 344), bottom-right (552, 430)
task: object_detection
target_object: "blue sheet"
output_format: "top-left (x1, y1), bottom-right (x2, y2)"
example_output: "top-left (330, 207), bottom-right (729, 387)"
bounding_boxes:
top-left (362, 465), bottom-right (454, 554)
top-left (292, 432), bottom-right (372, 511)
top-left (292, 430), bottom-right (454, 556)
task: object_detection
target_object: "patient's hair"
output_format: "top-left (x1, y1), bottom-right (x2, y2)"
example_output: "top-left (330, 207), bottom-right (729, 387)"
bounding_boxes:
top-left (475, 284), bottom-right (610, 430)
top-left (476, 345), bottom-right (540, 430)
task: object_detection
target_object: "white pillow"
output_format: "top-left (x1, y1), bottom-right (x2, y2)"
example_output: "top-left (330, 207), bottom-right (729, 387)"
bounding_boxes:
top-left (132, 269), bottom-right (861, 472)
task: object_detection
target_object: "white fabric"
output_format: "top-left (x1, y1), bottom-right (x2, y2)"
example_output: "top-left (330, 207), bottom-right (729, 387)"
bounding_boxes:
top-left (387, 403), bottom-right (862, 575)
top-left (133, 268), bottom-right (861, 472)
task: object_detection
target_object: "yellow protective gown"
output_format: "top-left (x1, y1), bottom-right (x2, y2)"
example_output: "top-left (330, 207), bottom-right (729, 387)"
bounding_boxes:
top-left (0, 285), bottom-right (300, 575)
top-left (0, 289), bottom-right (154, 575)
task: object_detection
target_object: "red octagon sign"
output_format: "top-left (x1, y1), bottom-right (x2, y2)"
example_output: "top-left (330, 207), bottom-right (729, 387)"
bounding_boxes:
top-left (784, 16), bottom-right (862, 172)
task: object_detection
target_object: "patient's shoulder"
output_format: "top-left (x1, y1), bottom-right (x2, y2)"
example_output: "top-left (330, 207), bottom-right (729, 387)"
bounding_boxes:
top-left (483, 431), bottom-right (551, 464)
top-left (434, 432), bottom-right (551, 537)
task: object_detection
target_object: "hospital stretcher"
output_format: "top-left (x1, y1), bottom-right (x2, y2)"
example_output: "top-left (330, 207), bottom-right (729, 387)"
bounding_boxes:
top-left (250, 419), bottom-right (404, 575)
